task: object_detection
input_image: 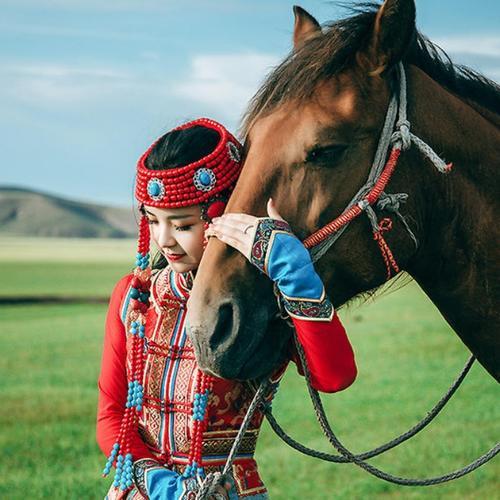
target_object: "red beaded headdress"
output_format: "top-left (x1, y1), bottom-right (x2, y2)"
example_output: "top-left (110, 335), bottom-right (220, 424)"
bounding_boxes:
top-left (135, 117), bottom-right (242, 215)
top-left (102, 118), bottom-right (243, 490)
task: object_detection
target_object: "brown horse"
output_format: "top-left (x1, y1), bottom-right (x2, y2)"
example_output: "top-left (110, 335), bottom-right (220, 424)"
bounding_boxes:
top-left (187, 1), bottom-right (500, 383)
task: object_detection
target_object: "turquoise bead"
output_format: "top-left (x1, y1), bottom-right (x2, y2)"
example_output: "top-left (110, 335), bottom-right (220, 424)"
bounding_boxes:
top-left (148, 182), bottom-right (161, 196)
top-left (200, 172), bottom-right (211, 185)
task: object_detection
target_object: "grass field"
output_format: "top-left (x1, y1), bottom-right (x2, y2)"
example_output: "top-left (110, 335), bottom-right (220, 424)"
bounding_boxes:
top-left (0, 238), bottom-right (498, 499)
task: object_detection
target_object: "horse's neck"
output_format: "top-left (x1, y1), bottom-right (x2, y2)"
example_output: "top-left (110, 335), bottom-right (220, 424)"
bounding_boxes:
top-left (404, 66), bottom-right (500, 381)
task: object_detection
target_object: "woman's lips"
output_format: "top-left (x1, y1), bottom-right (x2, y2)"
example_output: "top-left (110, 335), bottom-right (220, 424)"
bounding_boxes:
top-left (166, 253), bottom-right (185, 261)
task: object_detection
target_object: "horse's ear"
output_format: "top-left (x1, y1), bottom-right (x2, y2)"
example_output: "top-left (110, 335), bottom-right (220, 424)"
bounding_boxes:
top-left (360, 0), bottom-right (416, 75)
top-left (293, 5), bottom-right (321, 50)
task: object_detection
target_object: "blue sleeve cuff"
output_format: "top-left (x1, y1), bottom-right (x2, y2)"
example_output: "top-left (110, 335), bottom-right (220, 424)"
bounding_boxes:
top-left (250, 218), bottom-right (334, 321)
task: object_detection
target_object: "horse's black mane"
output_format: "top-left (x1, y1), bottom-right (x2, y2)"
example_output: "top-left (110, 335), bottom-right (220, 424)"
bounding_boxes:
top-left (241, 3), bottom-right (500, 135)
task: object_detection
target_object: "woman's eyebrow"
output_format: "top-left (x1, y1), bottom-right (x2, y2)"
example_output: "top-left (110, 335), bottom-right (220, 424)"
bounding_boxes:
top-left (144, 209), bottom-right (195, 220)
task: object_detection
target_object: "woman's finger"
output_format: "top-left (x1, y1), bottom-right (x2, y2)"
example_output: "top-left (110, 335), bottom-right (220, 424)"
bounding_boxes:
top-left (207, 228), bottom-right (246, 254)
top-left (212, 218), bottom-right (247, 235)
top-left (266, 197), bottom-right (285, 221)
top-left (215, 213), bottom-right (256, 225)
top-left (207, 224), bottom-right (253, 259)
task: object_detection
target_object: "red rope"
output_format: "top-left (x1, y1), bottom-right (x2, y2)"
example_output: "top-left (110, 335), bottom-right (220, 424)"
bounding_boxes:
top-left (372, 218), bottom-right (399, 280)
top-left (303, 148), bottom-right (401, 249)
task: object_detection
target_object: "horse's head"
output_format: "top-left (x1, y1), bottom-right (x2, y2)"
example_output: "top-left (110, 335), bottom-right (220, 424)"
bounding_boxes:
top-left (188, 1), bottom-right (424, 380)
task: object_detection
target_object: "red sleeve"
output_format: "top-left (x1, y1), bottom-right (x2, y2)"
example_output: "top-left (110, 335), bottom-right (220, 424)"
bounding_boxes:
top-left (290, 312), bottom-right (357, 393)
top-left (96, 274), bottom-right (155, 460)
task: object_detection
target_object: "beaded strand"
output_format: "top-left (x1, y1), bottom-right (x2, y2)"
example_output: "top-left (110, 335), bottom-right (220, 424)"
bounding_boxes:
top-left (102, 216), bottom-right (151, 491)
top-left (183, 370), bottom-right (214, 479)
top-left (102, 118), bottom-right (241, 493)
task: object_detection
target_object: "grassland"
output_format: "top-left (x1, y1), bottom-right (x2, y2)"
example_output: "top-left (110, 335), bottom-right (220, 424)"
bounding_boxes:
top-left (0, 238), bottom-right (498, 499)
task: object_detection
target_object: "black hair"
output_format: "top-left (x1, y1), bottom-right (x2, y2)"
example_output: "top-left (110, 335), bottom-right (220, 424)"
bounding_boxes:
top-left (144, 124), bottom-right (220, 270)
top-left (145, 125), bottom-right (220, 170)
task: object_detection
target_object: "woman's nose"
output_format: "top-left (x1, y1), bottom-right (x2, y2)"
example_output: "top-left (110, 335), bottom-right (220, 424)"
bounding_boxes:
top-left (157, 225), bottom-right (176, 249)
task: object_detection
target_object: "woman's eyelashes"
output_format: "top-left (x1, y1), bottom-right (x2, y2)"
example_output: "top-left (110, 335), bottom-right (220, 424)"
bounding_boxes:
top-left (174, 225), bottom-right (193, 232)
top-left (145, 218), bottom-right (193, 231)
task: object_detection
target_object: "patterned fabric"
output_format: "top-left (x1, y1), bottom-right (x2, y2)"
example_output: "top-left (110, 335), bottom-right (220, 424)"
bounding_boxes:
top-left (132, 459), bottom-right (162, 497)
top-left (250, 218), bottom-right (292, 274)
top-left (281, 292), bottom-right (334, 321)
top-left (113, 266), bottom-right (272, 499)
top-left (250, 218), bottom-right (334, 321)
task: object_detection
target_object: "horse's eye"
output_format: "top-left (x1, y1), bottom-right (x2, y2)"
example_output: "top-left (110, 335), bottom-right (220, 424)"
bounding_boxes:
top-left (305, 144), bottom-right (347, 166)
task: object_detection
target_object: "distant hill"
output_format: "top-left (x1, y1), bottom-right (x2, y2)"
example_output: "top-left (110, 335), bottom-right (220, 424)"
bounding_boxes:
top-left (0, 186), bottom-right (137, 238)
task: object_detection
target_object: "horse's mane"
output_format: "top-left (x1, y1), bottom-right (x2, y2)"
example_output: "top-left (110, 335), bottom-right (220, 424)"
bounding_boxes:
top-left (241, 3), bottom-right (500, 136)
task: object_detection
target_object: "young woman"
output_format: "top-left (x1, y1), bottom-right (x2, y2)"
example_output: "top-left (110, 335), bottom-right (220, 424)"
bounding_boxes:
top-left (97, 118), bottom-right (357, 499)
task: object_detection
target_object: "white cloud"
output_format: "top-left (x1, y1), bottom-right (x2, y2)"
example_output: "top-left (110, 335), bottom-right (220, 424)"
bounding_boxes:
top-left (434, 35), bottom-right (500, 57)
top-left (1, 63), bottom-right (130, 105)
top-left (172, 52), bottom-right (279, 122)
top-left (0, 62), bottom-right (165, 107)
top-left (1, 0), bottom-right (171, 11)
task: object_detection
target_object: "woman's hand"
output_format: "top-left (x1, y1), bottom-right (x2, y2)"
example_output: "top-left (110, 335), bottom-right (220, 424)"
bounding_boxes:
top-left (205, 198), bottom-right (285, 261)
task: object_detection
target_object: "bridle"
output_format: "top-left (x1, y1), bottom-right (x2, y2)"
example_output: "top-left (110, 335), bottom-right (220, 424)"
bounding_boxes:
top-left (303, 62), bottom-right (451, 275)
top-left (196, 63), bottom-right (499, 498)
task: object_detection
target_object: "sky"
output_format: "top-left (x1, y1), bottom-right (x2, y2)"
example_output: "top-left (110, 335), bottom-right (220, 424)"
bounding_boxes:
top-left (1, 0), bottom-right (499, 207)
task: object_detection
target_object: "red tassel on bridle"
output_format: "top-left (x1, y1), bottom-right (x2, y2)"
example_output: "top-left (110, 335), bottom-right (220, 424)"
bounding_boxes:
top-left (372, 218), bottom-right (400, 280)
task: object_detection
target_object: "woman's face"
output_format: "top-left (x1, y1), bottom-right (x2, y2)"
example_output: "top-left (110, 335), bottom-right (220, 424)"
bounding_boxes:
top-left (143, 204), bottom-right (205, 273)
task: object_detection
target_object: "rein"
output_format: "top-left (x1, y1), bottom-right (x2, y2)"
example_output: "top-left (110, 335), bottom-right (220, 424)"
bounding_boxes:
top-left (197, 63), bottom-right (498, 497)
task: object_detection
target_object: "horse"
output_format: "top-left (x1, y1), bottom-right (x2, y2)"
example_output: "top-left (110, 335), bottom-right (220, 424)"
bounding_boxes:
top-left (186, 0), bottom-right (500, 384)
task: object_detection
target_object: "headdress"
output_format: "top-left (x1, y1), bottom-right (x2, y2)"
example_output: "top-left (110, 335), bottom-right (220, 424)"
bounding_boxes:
top-left (102, 118), bottom-right (243, 490)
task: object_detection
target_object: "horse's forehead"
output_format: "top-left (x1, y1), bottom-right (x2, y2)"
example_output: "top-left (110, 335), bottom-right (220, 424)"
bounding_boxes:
top-left (314, 78), bottom-right (358, 120)
top-left (249, 78), bottom-right (358, 153)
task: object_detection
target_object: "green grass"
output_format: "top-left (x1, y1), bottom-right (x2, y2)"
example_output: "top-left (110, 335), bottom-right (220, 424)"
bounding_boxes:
top-left (0, 238), bottom-right (498, 499)
top-left (0, 237), bottom-right (135, 297)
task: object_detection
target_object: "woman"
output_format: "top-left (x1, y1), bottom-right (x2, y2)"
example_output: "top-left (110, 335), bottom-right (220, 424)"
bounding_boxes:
top-left (97, 118), bottom-right (357, 499)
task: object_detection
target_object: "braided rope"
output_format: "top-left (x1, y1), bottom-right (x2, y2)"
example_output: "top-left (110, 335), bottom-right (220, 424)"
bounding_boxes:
top-left (195, 381), bottom-right (270, 499)
top-left (291, 335), bottom-right (499, 486)
top-left (265, 355), bottom-right (475, 463)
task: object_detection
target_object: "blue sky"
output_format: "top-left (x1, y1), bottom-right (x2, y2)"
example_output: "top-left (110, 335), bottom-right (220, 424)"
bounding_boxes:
top-left (1, 0), bottom-right (499, 206)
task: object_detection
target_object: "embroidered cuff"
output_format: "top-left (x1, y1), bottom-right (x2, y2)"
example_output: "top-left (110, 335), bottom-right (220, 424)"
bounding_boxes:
top-left (132, 458), bottom-right (162, 497)
top-left (250, 218), bottom-right (292, 275)
top-left (281, 290), bottom-right (334, 321)
top-left (251, 218), bottom-right (334, 320)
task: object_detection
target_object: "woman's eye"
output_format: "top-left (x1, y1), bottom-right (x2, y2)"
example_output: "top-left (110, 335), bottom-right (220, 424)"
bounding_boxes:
top-left (175, 225), bottom-right (193, 232)
top-left (305, 144), bottom-right (347, 165)
top-left (146, 219), bottom-right (158, 225)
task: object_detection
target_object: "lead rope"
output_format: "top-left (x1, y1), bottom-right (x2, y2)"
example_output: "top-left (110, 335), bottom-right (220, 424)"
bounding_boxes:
top-left (264, 355), bottom-right (475, 463)
top-left (290, 333), bottom-right (499, 485)
top-left (268, 293), bottom-right (496, 468)
top-left (195, 381), bottom-right (271, 499)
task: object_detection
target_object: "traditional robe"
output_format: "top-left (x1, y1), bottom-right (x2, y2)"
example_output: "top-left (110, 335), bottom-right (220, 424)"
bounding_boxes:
top-left (97, 264), bottom-right (356, 498)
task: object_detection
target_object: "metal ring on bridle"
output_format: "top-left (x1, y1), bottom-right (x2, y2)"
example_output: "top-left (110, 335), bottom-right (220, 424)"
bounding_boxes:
top-left (243, 224), bottom-right (254, 235)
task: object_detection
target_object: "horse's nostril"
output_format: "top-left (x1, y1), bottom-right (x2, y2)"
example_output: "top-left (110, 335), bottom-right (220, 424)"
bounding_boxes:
top-left (209, 303), bottom-right (234, 350)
